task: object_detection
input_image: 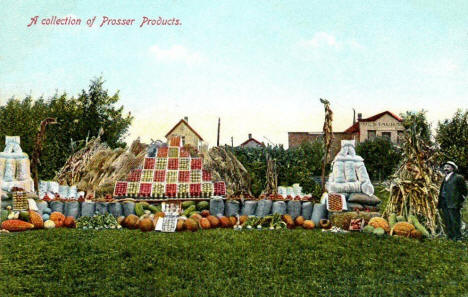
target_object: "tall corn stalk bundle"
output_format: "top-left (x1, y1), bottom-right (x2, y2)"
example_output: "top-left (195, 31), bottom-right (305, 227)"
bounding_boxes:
top-left (203, 146), bottom-right (252, 197)
top-left (263, 157), bottom-right (278, 196)
top-left (383, 114), bottom-right (442, 235)
top-left (320, 98), bottom-right (333, 191)
top-left (55, 135), bottom-right (147, 197)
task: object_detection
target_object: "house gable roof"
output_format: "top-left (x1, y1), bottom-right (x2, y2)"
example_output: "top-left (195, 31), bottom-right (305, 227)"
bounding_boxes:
top-left (344, 111), bottom-right (403, 134)
top-left (165, 119), bottom-right (204, 141)
top-left (240, 137), bottom-right (264, 147)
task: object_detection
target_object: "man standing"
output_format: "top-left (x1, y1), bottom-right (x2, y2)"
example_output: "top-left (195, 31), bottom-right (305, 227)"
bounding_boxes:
top-left (438, 161), bottom-right (467, 240)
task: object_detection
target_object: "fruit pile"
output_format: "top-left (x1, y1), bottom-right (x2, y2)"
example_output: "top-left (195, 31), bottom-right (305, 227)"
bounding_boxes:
top-left (113, 140), bottom-right (226, 199)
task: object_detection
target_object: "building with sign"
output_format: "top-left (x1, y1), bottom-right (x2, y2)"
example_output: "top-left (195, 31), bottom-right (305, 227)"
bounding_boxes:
top-left (288, 110), bottom-right (404, 158)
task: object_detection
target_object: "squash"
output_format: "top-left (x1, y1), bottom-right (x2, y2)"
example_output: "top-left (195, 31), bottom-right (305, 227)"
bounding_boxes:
top-left (50, 212), bottom-right (65, 227)
top-left (200, 218), bottom-right (211, 229)
top-left (368, 217), bottom-right (390, 233)
top-left (229, 216), bottom-right (237, 226)
top-left (176, 219), bottom-right (185, 231)
top-left (410, 229), bottom-right (422, 239)
top-left (139, 218), bottom-right (154, 232)
top-left (295, 216), bottom-right (305, 227)
top-left (44, 220), bottom-right (55, 229)
top-left (303, 220), bottom-right (315, 230)
top-left (29, 211), bottom-right (44, 229)
top-left (1, 219), bottom-right (34, 232)
top-left (207, 215), bottom-right (220, 228)
top-left (184, 218), bottom-right (199, 232)
top-left (219, 216), bottom-right (231, 228)
top-left (64, 217), bottom-right (76, 228)
top-left (408, 215), bottom-right (429, 237)
top-left (391, 222), bottom-right (415, 237)
top-left (123, 214), bottom-right (139, 229)
top-left (363, 225), bottom-right (375, 234)
top-left (282, 214), bottom-right (294, 229)
top-left (190, 213), bottom-right (202, 222)
top-left (200, 210), bottom-right (210, 217)
top-left (373, 227), bottom-right (385, 236)
top-left (239, 215), bottom-right (248, 225)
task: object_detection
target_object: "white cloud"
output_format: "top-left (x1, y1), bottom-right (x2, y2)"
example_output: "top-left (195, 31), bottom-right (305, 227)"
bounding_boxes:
top-left (148, 45), bottom-right (202, 64)
top-left (422, 58), bottom-right (458, 77)
top-left (300, 32), bottom-right (339, 49)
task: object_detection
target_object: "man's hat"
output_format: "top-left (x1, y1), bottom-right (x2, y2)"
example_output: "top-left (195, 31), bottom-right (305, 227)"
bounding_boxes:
top-left (443, 161), bottom-right (458, 171)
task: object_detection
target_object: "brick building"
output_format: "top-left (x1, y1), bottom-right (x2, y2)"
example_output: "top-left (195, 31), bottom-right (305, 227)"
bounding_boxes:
top-left (288, 111), bottom-right (404, 158)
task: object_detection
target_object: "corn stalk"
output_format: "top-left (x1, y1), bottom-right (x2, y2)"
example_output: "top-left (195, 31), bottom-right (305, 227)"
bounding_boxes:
top-left (320, 98), bottom-right (333, 192)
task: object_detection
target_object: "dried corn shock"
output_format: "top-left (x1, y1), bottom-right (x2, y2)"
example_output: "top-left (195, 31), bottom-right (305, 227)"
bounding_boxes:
top-left (113, 137), bottom-right (226, 200)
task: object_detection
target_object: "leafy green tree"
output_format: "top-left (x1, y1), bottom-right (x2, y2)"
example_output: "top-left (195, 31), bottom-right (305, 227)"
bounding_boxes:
top-left (436, 109), bottom-right (468, 177)
top-left (401, 110), bottom-right (432, 144)
top-left (356, 137), bottom-right (402, 181)
top-left (0, 78), bottom-right (133, 181)
top-left (230, 140), bottom-right (324, 197)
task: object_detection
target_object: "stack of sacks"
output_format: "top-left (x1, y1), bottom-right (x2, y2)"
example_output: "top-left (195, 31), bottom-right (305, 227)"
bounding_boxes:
top-left (326, 140), bottom-right (374, 196)
top-left (39, 180), bottom-right (80, 199)
top-left (0, 136), bottom-right (34, 193)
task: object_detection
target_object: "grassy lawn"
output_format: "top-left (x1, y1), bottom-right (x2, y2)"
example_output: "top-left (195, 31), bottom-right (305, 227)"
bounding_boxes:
top-left (0, 229), bottom-right (467, 297)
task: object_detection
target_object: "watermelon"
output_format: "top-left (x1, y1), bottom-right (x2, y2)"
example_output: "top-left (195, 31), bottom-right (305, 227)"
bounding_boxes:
top-left (373, 227), bottom-right (385, 236)
top-left (196, 201), bottom-right (209, 211)
top-left (182, 201), bottom-right (196, 209)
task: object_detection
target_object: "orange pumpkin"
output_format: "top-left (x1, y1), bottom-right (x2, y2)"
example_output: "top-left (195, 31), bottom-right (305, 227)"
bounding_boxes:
top-left (200, 218), bottom-right (211, 229)
top-left (239, 215), bottom-right (248, 225)
top-left (184, 218), bottom-right (199, 232)
top-left (303, 220), bottom-right (315, 230)
top-left (295, 216), bottom-right (305, 227)
top-left (219, 216), bottom-right (231, 228)
top-left (139, 218), bottom-right (154, 232)
top-left (50, 212), bottom-right (65, 227)
top-left (207, 215), bottom-right (220, 228)
top-left (229, 216), bottom-right (237, 226)
top-left (200, 210), bottom-right (210, 217)
top-left (64, 217), bottom-right (76, 228)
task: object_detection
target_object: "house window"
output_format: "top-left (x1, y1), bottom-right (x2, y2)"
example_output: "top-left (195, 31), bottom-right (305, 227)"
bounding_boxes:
top-left (382, 132), bottom-right (391, 140)
top-left (181, 136), bottom-right (185, 146)
top-left (397, 131), bottom-right (404, 144)
top-left (368, 130), bottom-right (376, 140)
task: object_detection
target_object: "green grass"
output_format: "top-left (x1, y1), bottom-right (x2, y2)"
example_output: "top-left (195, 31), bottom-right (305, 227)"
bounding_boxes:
top-left (1, 229), bottom-right (467, 297)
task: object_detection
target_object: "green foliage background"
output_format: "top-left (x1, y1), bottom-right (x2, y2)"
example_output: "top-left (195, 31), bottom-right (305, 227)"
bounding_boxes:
top-left (436, 109), bottom-right (468, 177)
top-left (0, 78), bottom-right (133, 181)
top-left (230, 141), bottom-right (325, 197)
top-left (356, 137), bottom-right (402, 181)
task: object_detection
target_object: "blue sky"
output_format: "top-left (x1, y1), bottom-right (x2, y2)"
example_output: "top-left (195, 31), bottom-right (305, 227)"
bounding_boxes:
top-left (1, 1), bottom-right (467, 147)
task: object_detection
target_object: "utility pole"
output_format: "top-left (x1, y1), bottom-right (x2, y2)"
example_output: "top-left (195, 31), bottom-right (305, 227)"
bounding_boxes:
top-left (217, 117), bottom-right (220, 147)
top-left (231, 136), bottom-right (234, 147)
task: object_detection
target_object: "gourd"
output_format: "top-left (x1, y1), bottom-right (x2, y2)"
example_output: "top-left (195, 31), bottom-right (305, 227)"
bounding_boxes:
top-left (50, 212), bottom-right (65, 227)
top-left (388, 213), bottom-right (397, 228)
top-left (303, 220), bottom-right (315, 229)
top-left (319, 219), bottom-right (331, 229)
top-left (44, 220), bottom-right (55, 229)
top-left (135, 202), bottom-right (146, 217)
top-left (219, 216), bottom-right (231, 228)
top-left (391, 222), bottom-right (415, 237)
top-left (139, 218), bottom-right (154, 232)
top-left (29, 211), bottom-right (44, 229)
top-left (373, 227), bottom-right (385, 236)
top-left (184, 218), bottom-right (199, 231)
top-left (1, 219), bottom-right (34, 232)
top-left (207, 215), bottom-right (220, 228)
top-left (295, 216), bottom-right (305, 226)
top-left (368, 217), bottom-right (390, 233)
top-left (363, 225), bottom-right (375, 234)
top-left (200, 218), bottom-right (211, 229)
top-left (176, 219), bottom-right (185, 231)
top-left (182, 205), bottom-right (196, 217)
top-left (408, 215), bottom-right (429, 237)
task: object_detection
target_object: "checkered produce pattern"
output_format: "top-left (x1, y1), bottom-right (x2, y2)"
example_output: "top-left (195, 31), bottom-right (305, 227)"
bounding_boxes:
top-left (113, 140), bottom-right (226, 199)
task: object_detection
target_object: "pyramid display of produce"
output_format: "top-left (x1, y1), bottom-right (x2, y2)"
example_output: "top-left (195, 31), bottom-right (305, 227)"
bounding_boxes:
top-left (113, 136), bottom-right (226, 199)
top-left (0, 136), bottom-right (34, 193)
top-left (326, 140), bottom-right (374, 196)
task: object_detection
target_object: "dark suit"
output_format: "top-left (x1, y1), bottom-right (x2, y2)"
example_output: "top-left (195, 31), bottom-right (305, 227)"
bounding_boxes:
top-left (438, 173), bottom-right (467, 240)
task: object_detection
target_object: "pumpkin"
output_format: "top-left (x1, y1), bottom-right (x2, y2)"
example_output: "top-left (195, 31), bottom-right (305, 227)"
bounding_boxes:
top-left (184, 218), bottom-right (199, 232)
top-left (207, 215), bottom-right (220, 228)
top-left (176, 219), bottom-right (185, 231)
top-left (368, 217), bottom-right (390, 233)
top-left (29, 211), bottom-right (44, 229)
top-left (319, 219), bottom-right (331, 229)
top-left (295, 216), bottom-right (305, 227)
top-left (219, 216), bottom-right (231, 228)
top-left (303, 220), bottom-right (315, 230)
top-left (139, 218), bottom-right (154, 232)
top-left (200, 210), bottom-right (210, 217)
top-left (190, 213), bottom-right (202, 222)
top-left (123, 215), bottom-right (139, 229)
top-left (1, 219), bottom-right (34, 232)
top-left (50, 212), bottom-right (65, 227)
top-left (200, 218), bottom-right (211, 229)
top-left (410, 229), bottom-right (422, 239)
top-left (44, 220), bottom-right (55, 229)
top-left (154, 212), bottom-right (166, 218)
top-left (64, 217), bottom-right (76, 228)
top-left (282, 215), bottom-right (294, 229)
top-left (391, 222), bottom-right (415, 237)
top-left (117, 216), bottom-right (125, 225)
top-left (229, 216), bottom-right (237, 226)
top-left (239, 215), bottom-right (248, 225)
